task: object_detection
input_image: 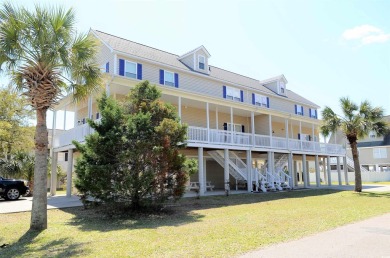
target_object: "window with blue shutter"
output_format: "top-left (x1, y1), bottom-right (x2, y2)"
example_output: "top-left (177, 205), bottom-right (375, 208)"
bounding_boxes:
top-left (315, 110), bottom-right (318, 119)
top-left (223, 123), bottom-right (227, 130)
top-left (223, 86), bottom-right (227, 98)
top-left (295, 105), bottom-right (298, 114)
top-left (174, 73), bottom-right (179, 88)
top-left (159, 69), bottom-right (164, 84)
top-left (298, 133), bottom-right (300, 140)
top-left (295, 104), bottom-right (303, 115)
top-left (252, 93), bottom-right (255, 105)
top-left (241, 125), bottom-right (245, 133)
top-left (266, 97), bottom-right (270, 108)
top-left (105, 62), bottom-right (109, 73)
top-left (301, 106), bottom-right (304, 116)
top-left (119, 59), bottom-right (125, 76)
top-left (240, 90), bottom-right (244, 102)
top-left (137, 63), bottom-right (142, 80)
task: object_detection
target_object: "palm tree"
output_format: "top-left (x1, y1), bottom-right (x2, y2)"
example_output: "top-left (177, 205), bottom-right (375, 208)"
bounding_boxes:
top-left (321, 97), bottom-right (388, 192)
top-left (0, 3), bottom-right (101, 230)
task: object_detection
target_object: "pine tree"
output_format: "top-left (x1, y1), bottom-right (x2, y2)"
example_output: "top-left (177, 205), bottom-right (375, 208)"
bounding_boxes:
top-left (74, 81), bottom-right (189, 209)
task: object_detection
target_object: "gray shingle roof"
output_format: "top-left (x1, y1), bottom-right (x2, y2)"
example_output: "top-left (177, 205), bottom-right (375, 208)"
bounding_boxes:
top-left (93, 29), bottom-right (318, 107)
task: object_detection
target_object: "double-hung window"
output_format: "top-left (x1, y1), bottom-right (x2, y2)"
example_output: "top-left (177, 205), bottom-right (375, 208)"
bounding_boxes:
top-left (223, 86), bottom-right (243, 102)
top-left (295, 104), bottom-right (304, 116)
top-left (198, 55), bottom-right (205, 70)
top-left (125, 61), bottom-right (137, 79)
top-left (159, 69), bottom-right (179, 87)
top-left (252, 93), bottom-right (269, 108)
top-left (118, 59), bottom-right (142, 80)
top-left (309, 108), bottom-right (317, 119)
top-left (164, 71), bottom-right (175, 86)
top-left (279, 81), bottom-right (285, 95)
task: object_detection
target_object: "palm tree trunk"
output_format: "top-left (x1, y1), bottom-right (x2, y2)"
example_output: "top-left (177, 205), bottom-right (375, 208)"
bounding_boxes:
top-left (350, 141), bottom-right (362, 192)
top-left (30, 108), bottom-right (48, 230)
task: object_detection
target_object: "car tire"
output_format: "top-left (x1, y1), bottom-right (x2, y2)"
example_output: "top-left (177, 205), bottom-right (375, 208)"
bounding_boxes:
top-left (5, 188), bottom-right (20, 200)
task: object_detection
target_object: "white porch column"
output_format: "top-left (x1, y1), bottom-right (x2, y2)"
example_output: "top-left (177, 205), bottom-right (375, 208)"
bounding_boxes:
top-left (299, 121), bottom-right (302, 150)
top-left (178, 96), bottom-right (182, 122)
top-left (268, 115), bottom-right (273, 147)
top-left (343, 156), bottom-right (349, 185)
top-left (74, 102), bottom-right (78, 127)
top-left (322, 157), bottom-right (327, 184)
top-left (315, 155), bottom-right (320, 187)
top-left (312, 124), bottom-right (315, 142)
top-left (267, 151), bottom-right (272, 175)
top-left (251, 111), bottom-right (255, 147)
top-left (302, 154), bottom-right (308, 188)
top-left (224, 149), bottom-right (230, 195)
top-left (198, 147), bottom-right (205, 196)
top-left (206, 102), bottom-right (210, 141)
top-left (87, 96), bottom-right (93, 119)
top-left (215, 107), bottom-right (219, 130)
top-left (288, 153), bottom-right (294, 189)
top-left (66, 149), bottom-right (74, 197)
top-left (246, 150), bottom-right (252, 192)
top-left (63, 105), bottom-right (67, 130)
top-left (327, 156), bottom-right (332, 186)
top-left (337, 156), bottom-right (342, 185)
top-left (50, 151), bottom-right (58, 196)
top-left (230, 107), bottom-right (234, 143)
top-left (285, 119), bottom-right (289, 149)
top-left (203, 158), bottom-right (207, 192)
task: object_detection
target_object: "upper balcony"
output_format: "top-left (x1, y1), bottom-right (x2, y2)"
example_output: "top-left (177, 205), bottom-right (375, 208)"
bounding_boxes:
top-left (52, 122), bottom-right (345, 156)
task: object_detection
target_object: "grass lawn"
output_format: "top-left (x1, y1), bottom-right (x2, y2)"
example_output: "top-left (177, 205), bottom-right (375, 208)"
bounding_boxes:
top-left (1, 189), bottom-right (390, 257)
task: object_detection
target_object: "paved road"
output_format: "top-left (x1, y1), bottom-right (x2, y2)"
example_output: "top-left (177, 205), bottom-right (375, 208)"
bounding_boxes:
top-left (241, 212), bottom-right (390, 258)
top-left (0, 195), bottom-right (82, 214)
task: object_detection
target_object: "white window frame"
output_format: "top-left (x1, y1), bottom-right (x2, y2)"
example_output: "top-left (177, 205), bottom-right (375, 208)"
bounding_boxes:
top-left (254, 93), bottom-right (268, 107)
top-left (369, 131), bottom-right (376, 138)
top-left (310, 109), bottom-right (316, 118)
top-left (279, 81), bottom-right (285, 95)
top-left (373, 148), bottom-right (387, 159)
top-left (164, 70), bottom-right (175, 86)
top-left (125, 60), bottom-right (137, 79)
top-left (198, 55), bottom-right (205, 70)
top-left (300, 133), bottom-right (310, 141)
top-left (296, 104), bottom-right (303, 115)
top-left (226, 86), bottom-right (241, 102)
top-left (227, 123), bottom-right (243, 132)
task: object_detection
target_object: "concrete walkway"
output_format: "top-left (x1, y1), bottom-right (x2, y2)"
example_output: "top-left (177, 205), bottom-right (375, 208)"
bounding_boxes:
top-left (0, 195), bottom-right (83, 214)
top-left (241, 212), bottom-right (390, 258)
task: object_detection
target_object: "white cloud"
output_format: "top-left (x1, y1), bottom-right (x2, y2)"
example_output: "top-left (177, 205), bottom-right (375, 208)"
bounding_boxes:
top-left (341, 25), bottom-right (390, 45)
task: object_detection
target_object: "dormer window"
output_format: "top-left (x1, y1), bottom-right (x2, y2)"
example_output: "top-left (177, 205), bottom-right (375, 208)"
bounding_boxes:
top-left (279, 81), bottom-right (285, 95)
top-left (198, 55), bottom-right (205, 70)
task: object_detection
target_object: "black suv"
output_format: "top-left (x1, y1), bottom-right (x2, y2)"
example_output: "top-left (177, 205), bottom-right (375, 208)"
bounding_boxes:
top-left (0, 176), bottom-right (29, 200)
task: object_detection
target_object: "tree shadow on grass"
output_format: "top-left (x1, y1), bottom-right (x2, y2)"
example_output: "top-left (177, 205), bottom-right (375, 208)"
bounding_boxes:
top-left (60, 189), bottom-right (342, 233)
top-left (358, 192), bottom-right (390, 198)
top-left (0, 229), bottom-right (88, 258)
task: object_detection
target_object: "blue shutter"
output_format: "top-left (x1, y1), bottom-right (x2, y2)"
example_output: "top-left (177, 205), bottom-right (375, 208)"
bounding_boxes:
top-left (223, 86), bottom-right (226, 98)
top-left (96, 112), bottom-right (100, 119)
top-left (241, 125), bottom-right (245, 133)
top-left (240, 90), bottom-right (244, 102)
top-left (119, 59), bottom-right (125, 76)
top-left (294, 105), bottom-right (297, 114)
top-left (298, 133), bottom-right (301, 140)
top-left (223, 123), bottom-right (227, 130)
top-left (315, 110), bottom-right (318, 119)
top-left (137, 63), bottom-right (142, 80)
top-left (252, 93), bottom-right (255, 105)
top-left (159, 69), bottom-right (164, 84)
top-left (308, 135), bottom-right (312, 141)
top-left (266, 97), bottom-right (270, 108)
top-left (309, 108), bottom-right (312, 118)
top-left (105, 62), bottom-right (109, 73)
top-left (301, 106), bottom-right (304, 116)
top-left (174, 73), bottom-right (179, 88)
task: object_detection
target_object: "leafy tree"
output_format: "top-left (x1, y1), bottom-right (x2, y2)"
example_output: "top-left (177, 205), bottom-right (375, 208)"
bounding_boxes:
top-left (0, 3), bottom-right (101, 230)
top-left (75, 81), bottom-right (189, 210)
top-left (321, 97), bottom-right (388, 192)
top-left (0, 86), bottom-right (34, 159)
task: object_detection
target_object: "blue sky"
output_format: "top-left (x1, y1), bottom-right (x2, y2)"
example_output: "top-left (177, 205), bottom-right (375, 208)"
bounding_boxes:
top-left (3, 0), bottom-right (390, 129)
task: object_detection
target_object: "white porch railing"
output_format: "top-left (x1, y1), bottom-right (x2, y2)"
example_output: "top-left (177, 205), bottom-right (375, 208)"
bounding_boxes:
top-left (53, 125), bottom-right (346, 155)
